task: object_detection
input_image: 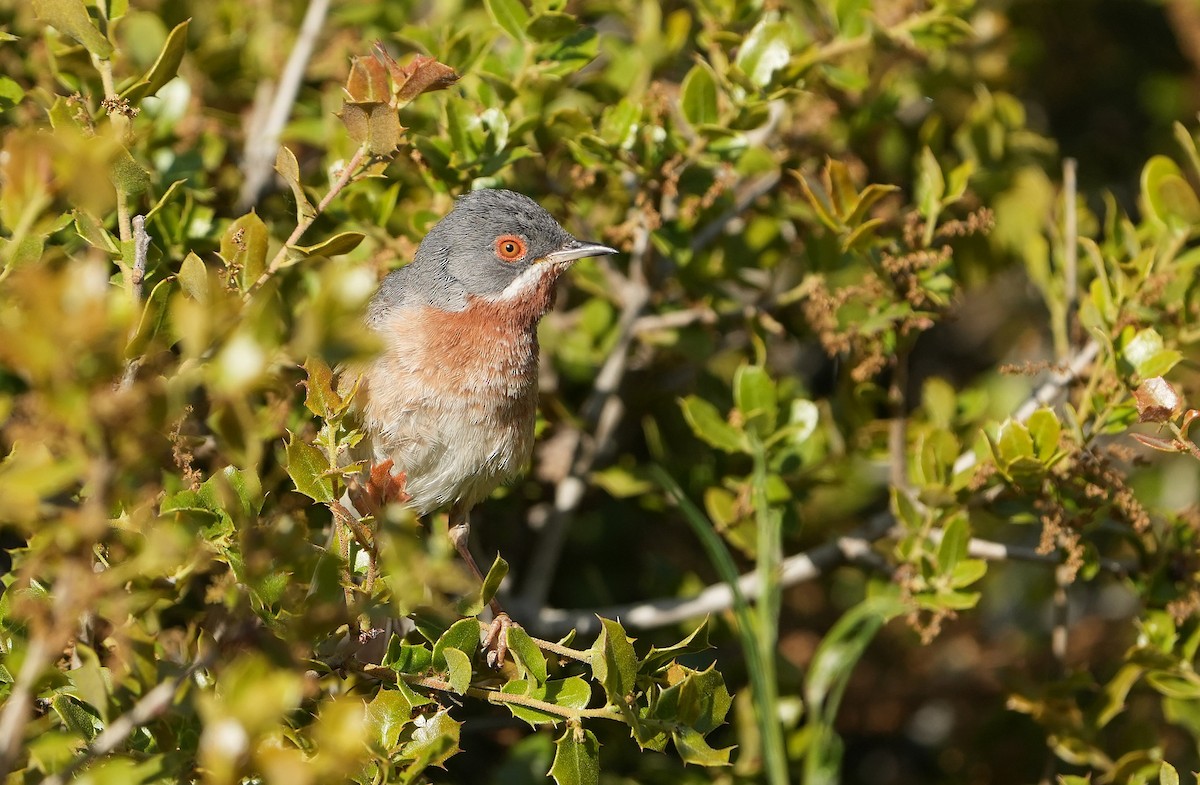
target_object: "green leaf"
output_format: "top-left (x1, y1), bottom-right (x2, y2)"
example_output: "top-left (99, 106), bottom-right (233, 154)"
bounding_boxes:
top-left (551, 727), bottom-right (600, 785)
top-left (679, 396), bottom-right (747, 453)
top-left (680, 63), bottom-right (719, 127)
top-left (0, 76), bottom-right (25, 110)
top-left (432, 618), bottom-right (480, 670)
top-left (846, 183), bottom-right (901, 227)
top-left (275, 146), bottom-right (316, 223)
top-left (456, 554), bottom-right (507, 617)
top-left (949, 559), bottom-right (987, 588)
top-left (290, 231), bottom-right (365, 258)
top-left (220, 211), bottom-right (269, 291)
top-left (284, 433), bottom-right (334, 503)
top-left (506, 626), bottom-right (548, 684)
top-left (671, 726), bottom-right (733, 766)
top-left (1160, 761), bottom-right (1180, 785)
top-left (2, 234), bottom-right (45, 276)
top-left (301, 357), bottom-right (342, 419)
top-left (1142, 155), bottom-right (1200, 227)
top-left (915, 147), bottom-right (945, 224)
top-left (383, 637), bottom-right (434, 674)
top-left (1146, 670), bottom-right (1200, 700)
top-left (51, 695), bottom-right (101, 741)
top-left (121, 19), bottom-right (190, 102)
top-left (1092, 663), bottom-right (1143, 729)
top-left (936, 514), bottom-right (969, 574)
top-left (995, 421), bottom-right (1034, 464)
top-left (111, 147), bottom-right (150, 196)
top-left (178, 252), bottom-right (208, 302)
top-left (1123, 327), bottom-right (1164, 376)
top-left (528, 11), bottom-right (578, 41)
top-left (590, 617), bottom-right (638, 710)
top-left (485, 0), bottom-right (529, 42)
top-left (599, 98), bottom-right (641, 150)
top-left (1025, 408), bottom-right (1061, 463)
top-left (125, 278), bottom-right (173, 357)
top-left (652, 665), bottom-right (732, 735)
top-left (734, 14), bottom-right (791, 87)
top-left (442, 647), bottom-right (472, 694)
top-left (33, 0), bottom-right (114, 57)
top-left (366, 687), bottom-right (417, 750)
top-left (401, 709), bottom-right (460, 772)
top-left (945, 159), bottom-right (976, 203)
top-left (734, 364), bottom-right (778, 435)
top-left (144, 178), bottom-right (187, 222)
top-left (639, 619), bottom-right (711, 675)
top-left (501, 677), bottom-right (591, 726)
top-left (1139, 350), bottom-right (1184, 380)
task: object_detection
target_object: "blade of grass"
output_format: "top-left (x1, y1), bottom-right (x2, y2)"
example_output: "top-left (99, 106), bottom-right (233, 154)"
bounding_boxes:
top-left (651, 464), bottom-right (788, 785)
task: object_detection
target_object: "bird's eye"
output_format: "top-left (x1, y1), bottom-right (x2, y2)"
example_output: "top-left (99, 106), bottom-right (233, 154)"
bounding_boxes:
top-left (494, 234), bottom-right (527, 262)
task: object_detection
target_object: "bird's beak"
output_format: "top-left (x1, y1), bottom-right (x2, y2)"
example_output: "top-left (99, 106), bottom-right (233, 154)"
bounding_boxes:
top-left (540, 239), bottom-right (619, 265)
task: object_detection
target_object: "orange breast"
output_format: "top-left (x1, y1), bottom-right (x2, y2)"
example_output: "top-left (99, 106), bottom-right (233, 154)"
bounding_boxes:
top-left (360, 290), bottom-right (553, 512)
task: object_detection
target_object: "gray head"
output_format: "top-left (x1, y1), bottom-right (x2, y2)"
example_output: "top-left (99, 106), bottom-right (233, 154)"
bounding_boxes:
top-left (415, 189), bottom-right (614, 295)
top-left (368, 189), bottom-right (616, 324)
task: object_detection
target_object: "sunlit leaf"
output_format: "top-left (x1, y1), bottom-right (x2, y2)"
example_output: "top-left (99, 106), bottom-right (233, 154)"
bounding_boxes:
top-left (33, 0), bottom-right (113, 57)
top-left (551, 727), bottom-right (600, 785)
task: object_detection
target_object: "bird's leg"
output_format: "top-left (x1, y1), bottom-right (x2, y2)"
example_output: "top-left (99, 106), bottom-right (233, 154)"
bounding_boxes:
top-left (448, 503), bottom-right (515, 669)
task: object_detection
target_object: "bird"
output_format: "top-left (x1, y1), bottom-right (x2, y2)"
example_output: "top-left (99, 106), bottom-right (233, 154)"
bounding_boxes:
top-left (352, 188), bottom-right (616, 664)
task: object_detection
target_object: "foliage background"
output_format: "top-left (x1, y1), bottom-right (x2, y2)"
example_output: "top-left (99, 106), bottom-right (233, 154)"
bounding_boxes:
top-left (3, 0), bottom-right (1200, 783)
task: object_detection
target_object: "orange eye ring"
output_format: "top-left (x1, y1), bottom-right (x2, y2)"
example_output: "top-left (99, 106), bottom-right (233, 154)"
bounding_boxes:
top-left (494, 234), bottom-right (527, 262)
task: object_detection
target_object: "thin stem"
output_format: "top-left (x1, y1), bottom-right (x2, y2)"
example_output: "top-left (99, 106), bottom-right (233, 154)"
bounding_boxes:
top-left (359, 666), bottom-right (623, 722)
top-left (750, 434), bottom-right (788, 785)
top-left (888, 341), bottom-right (912, 491)
top-left (1062, 158), bottom-right (1078, 354)
top-left (245, 143), bottom-right (369, 299)
top-left (0, 637), bottom-right (52, 778)
top-left (118, 215), bottom-right (152, 390)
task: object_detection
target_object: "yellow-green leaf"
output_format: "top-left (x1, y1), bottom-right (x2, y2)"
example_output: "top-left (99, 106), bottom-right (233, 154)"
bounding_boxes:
top-left (33, 0), bottom-right (113, 57)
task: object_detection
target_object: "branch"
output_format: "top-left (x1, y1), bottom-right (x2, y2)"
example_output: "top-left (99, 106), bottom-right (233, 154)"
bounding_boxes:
top-left (0, 637), bottom-right (54, 778)
top-left (244, 143), bottom-right (368, 299)
top-left (525, 337), bottom-right (1115, 638)
top-left (237, 0), bottom-right (332, 210)
top-left (118, 214), bottom-right (152, 391)
top-left (356, 664), bottom-right (623, 722)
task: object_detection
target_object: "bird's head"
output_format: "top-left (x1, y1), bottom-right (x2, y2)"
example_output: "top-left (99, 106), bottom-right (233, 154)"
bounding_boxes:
top-left (413, 189), bottom-right (616, 301)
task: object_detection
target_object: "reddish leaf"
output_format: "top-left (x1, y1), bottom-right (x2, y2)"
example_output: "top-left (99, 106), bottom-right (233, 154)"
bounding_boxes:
top-left (1131, 432), bottom-right (1182, 453)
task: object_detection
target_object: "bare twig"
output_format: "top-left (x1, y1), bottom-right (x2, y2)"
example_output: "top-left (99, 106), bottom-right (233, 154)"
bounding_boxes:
top-left (118, 215), bottom-right (152, 390)
top-left (0, 637), bottom-right (53, 778)
top-left (527, 337), bottom-right (1114, 637)
top-left (356, 664), bottom-right (623, 721)
top-left (237, 0), bottom-right (332, 210)
top-left (528, 514), bottom-right (1135, 638)
top-left (631, 306), bottom-right (718, 334)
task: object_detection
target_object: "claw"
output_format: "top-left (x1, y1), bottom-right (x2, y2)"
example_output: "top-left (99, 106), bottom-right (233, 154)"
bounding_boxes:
top-left (483, 612), bottom-right (518, 669)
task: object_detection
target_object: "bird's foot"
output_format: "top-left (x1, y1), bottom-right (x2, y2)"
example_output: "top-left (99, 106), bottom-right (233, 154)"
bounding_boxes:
top-left (483, 612), bottom-right (518, 670)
